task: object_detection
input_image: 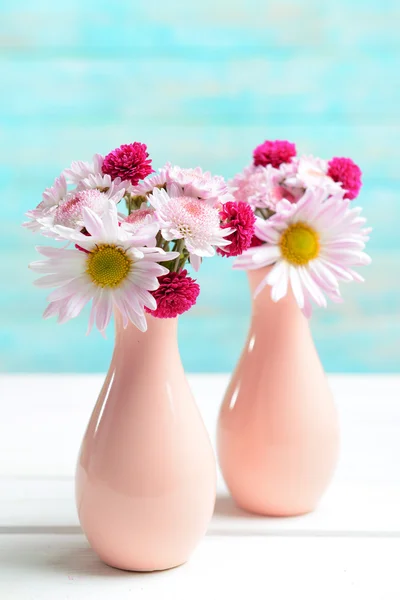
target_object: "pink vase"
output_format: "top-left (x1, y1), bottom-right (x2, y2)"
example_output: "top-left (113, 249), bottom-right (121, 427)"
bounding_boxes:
top-left (218, 267), bottom-right (339, 517)
top-left (76, 312), bottom-right (216, 571)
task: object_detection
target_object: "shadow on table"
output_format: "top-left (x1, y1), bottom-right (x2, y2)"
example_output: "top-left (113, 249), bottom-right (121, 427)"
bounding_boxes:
top-left (213, 495), bottom-right (260, 519)
top-left (210, 494), bottom-right (317, 536)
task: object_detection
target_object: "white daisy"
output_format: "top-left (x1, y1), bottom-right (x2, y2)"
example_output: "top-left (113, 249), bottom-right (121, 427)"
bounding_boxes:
top-left (29, 201), bottom-right (179, 333)
top-left (148, 183), bottom-right (234, 271)
top-left (234, 188), bottom-right (371, 317)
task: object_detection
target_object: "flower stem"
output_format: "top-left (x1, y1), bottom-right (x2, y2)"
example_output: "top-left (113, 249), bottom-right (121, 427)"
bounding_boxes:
top-left (173, 238), bottom-right (185, 272)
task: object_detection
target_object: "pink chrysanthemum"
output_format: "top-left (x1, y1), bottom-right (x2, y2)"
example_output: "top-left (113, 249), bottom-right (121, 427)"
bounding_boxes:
top-left (146, 270), bottom-right (200, 318)
top-left (53, 189), bottom-right (109, 229)
top-left (125, 207), bottom-right (156, 227)
top-left (166, 165), bottom-right (229, 206)
top-left (130, 166), bottom-right (168, 197)
top-left (148, 184), bottom-right (234, 271)
top-left (327, 157), bottom-right (362, 200)
top-left (102, 143), bottom-right (153, 186)
top-left (230, 163), bottom-right (298, 211)
top-left (122, 206), bottom-right (159, 245)
top-left (217, 201), bottom-right (255, 257)
top-left (253, 140), bottom-right (296, 168)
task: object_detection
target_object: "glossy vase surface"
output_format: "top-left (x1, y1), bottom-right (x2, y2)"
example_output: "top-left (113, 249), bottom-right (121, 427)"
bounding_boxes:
top-left (76, 313), bottom-right (216, 571)
top-left (218, 267), bottom-right (339, 516)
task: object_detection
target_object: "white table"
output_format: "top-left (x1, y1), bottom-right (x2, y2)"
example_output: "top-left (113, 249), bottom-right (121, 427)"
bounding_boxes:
top-left (1, 374), bottom-right (399, 599)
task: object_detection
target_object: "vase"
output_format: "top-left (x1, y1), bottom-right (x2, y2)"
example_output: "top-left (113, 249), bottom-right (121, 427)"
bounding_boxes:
top-left (217, 267), bottom-right (339, 517)
top-left (76, 312), bottom-right (216, 571)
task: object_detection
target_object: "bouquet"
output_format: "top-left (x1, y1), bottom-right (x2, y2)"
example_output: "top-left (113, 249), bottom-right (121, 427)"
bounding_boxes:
top-left (24, 142), bottom-right (256, 333)
top-left (231, 140), bottom-right (371, 316)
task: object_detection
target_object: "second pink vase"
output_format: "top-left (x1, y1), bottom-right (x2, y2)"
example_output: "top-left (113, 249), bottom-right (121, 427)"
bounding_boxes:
top-left (218, 267), bottom-right (339, 516)
top-left (76, 312), bottom-right (216, 571)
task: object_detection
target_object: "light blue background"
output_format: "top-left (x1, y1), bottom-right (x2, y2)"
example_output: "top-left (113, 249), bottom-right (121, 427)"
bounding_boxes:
top-left (1, 0), bottom-right (399, 373)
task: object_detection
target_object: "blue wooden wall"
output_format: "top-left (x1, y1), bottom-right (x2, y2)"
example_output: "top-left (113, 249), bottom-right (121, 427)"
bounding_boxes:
top-left (1, 0), bottom-right (399, 373)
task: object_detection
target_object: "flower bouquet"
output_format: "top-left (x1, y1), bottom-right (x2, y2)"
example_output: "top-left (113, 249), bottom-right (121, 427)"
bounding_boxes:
top-left (25, 142), bottom-right (255, 332)
top-left (218, 139), bottom-right (371, 517)
top-left (232, 139), bottom-right (370, 315)
top-left (23, 141), bottom-right (253, 571)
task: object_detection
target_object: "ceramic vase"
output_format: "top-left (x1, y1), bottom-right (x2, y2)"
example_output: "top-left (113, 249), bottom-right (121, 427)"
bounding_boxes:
top-left (218, 267), bottom-right (339, 516)
top-left (76, 312), bottom-right (216, 571)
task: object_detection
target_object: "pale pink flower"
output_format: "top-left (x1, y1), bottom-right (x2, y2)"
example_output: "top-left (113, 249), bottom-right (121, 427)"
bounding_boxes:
top-left (77, 172), bottom-right (129, 195)
top-left (230, 164), bottom-right (298, 211)
top-left (24, 173), bottom-right (124, 236)
top-left (130, 165), bottom-right (169, 197)
top-left (285, 155), bottom-right (343, 197)
top-left (23, 175), bottom-right (68, 233)
top-left (234, 188), bottom-right (371, 317)
top-left (29, 201), bottom-right (179, 333)
top-left (148, 184), bottom-right (234, 271)
top-left (166, 165), bottom-right (229, 206)
top-left (62, 154), bottom-right (104, 184)
top-left (121, 206), bottom-right (159, 245)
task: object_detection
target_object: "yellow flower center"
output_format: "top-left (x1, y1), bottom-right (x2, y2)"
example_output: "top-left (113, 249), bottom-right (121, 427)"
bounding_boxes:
top-left (279, 222), bottom-right (320, 266)
top-left (86, 244), bottom-right (132, 288)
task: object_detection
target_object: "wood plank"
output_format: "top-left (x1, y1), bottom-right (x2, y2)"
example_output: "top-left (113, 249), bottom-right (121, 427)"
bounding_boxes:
top-left (0, 534), bottom-right (398, 599)
top-left (2, 478), bottom-right (400, 535)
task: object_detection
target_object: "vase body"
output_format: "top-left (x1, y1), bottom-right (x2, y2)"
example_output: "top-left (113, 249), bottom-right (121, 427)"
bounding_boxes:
top-left (76, 313), bottom-right (216, 571)
top-left (218, 267), bottom-right (339, 516)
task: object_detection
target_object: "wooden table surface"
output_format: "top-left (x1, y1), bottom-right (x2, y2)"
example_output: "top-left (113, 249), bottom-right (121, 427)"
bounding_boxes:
top-left (1, 374), bottom-right (399, 599)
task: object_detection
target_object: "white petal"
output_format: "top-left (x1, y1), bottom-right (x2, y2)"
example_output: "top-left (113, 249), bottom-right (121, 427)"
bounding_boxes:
top-left (130, 270), bottom-right (160, 291)
top-left (34, 273), bottom-right (76, 288)
top-left (47, 276), bottom-right (90, 302)
top-left (298, 267), bottom-right (327, 307)
top-left (190, 254), bottom-right (202, 271)
top-left (94, 291), bottom-right (113, 332)
top-left (62, 288), bottom-right (94, 321)
top-left (254, 273), bottom-right (270, 298)
top-left (302, 294), bottom-right (313, 318)
top-left (121, 295), bottom-right (148, 331)
top-left (252, 245), bottom-right (281, 265)
top-left (269, 262), bottom-right (289, 302)
top-left (289, 266), bottom-right (304, 309)
top-left (101, 201), bottom-right (120, 239)
top-left (131, 284), bottom-right (158, 310)
top-left (82, 207), bottom-right (105, 238)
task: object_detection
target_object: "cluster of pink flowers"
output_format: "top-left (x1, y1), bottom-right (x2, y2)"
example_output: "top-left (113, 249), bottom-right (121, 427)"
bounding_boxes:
top-left (24, 142), bottom-right (256, 333)
top-left (231, 140), bottom-right (370, 316)
top-left (231, 140), bottom-right (362, 216)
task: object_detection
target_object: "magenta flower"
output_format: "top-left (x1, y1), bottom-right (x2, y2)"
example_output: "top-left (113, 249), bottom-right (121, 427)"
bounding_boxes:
top-left (146, 270), bottom-right (200, 318)
top-left (102, 142), bottom-right (153, 186)
top-left (253, 140), bottom-right (296, 168)
top-left (217, 201), bottom-right (256, 257)
top-left (327, 157), bottom-right (362, 200)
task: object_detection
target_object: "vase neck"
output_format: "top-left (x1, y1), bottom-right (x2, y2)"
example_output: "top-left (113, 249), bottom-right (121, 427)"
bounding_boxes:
top-left (115, 310), bottom-right (178, 341)
top-left (113, 311), bottom-right (180, 369)
top-left (247, 267), bottom-right (307, 324)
